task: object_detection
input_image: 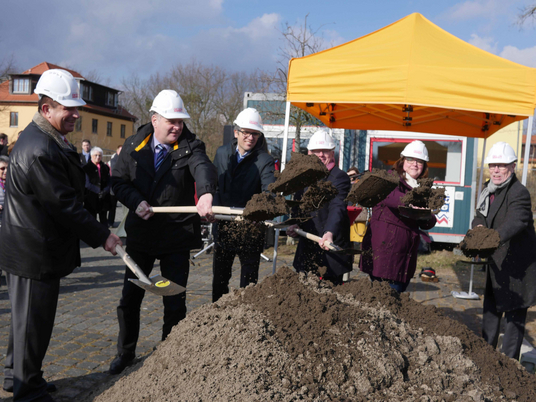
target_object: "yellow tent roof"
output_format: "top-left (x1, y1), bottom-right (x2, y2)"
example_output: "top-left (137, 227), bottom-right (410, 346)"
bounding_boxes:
top-left (286, 13), bottom-right (536, 138)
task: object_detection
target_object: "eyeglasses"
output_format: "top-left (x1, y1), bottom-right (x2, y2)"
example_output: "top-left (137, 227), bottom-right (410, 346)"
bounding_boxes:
top-left (488, 164), bottom-right (511, 171)
top-left (405, 157), bottom-right (424, 165)
top-left (238, 129), bottom-right (261, 138)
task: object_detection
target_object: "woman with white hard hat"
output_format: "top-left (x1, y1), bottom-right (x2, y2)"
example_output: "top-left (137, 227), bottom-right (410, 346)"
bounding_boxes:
top-left (287, 129), bottom-right (353, 285)
top-left (473, 141), bottom-right (536, 360)
top-left (359, 140), bottom-right (437, 292)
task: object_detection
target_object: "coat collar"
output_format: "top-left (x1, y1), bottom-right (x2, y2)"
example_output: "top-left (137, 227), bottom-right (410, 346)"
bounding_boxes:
top-left (486, 175), bottom-right (517, 225)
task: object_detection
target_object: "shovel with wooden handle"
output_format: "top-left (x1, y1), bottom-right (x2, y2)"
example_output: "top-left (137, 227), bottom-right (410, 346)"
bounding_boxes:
top-left (293, 228), bottom-right (361, 255)
top-left (115, 245), bottom-right (186, 296)
top-left (150, 206), bottom-right (243, 215)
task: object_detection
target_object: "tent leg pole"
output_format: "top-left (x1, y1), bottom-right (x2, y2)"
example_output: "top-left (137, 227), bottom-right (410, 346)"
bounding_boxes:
top-left (478, 138), bottom-right (487, 194)
top-left (522, 109), bottom-right (535, 186)
top-left (281, 101), bottom-right (291, 171)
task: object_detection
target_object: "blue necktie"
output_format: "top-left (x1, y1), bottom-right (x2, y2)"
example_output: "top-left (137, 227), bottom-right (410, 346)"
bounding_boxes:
top-left (155, 144), bottom-right (166, 171)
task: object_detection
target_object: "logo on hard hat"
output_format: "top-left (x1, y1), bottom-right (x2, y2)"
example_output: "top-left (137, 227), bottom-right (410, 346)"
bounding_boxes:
top-left (72, 94), bottom-right (78, 98)
top-left (174, 108), bottom-right (183, 112)
top-left (249, 120), bottom-right (257, 124)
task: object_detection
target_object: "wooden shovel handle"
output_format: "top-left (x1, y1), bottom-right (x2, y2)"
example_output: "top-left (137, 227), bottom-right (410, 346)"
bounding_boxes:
top-left (115, 245), bottom-right (152, 285)
top-left (294, 228), bottom-right (337, 251)
top-left (150, 206), bottom-right (243, 215)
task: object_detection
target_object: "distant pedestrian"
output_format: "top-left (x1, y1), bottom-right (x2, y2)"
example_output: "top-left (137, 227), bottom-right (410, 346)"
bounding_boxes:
top-left (0, 134), bottom-right (8, 156)
top-left (79, 139), bottom-right (91, 165)
top-left (474, 142), bottom-right (536, 360)
top-left (0, 69), bottom-right (122, 401)
top-left (83, 147), bottom-right (111, 226)
top-left (107, 144), bottom-right (122, 227)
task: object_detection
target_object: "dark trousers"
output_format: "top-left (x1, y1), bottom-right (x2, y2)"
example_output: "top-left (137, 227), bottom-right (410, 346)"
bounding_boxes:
top-left (116, 247), bottom-right (189, 355)
top-left (86, 206), bottom-right (107, 226)
top-left (212, 245), bottom-right (260, 302)
top-left (482, 269), bottom-right (527, 360)
top-left (107, 195), bottom-right (117, 226)
top-left (4, 273), bottom-right (60, 401)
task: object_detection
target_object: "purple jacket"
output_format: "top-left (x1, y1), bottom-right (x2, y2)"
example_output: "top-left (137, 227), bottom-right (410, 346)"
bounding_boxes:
top-left (359, 175), bottom-right (436, 283)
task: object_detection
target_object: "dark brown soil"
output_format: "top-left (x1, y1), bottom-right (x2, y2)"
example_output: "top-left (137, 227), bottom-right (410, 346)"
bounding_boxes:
top-left (346, 169), bottom-right (399, 207)
top-left (458, 226), bottom-right (501, 258)
top-left (243, 193), bottom-right (289, 221)
top-left (84, 267), bottom-right (536, 402)
top-left (299, 181), bottom-right (338, 214)
top-left (401, 178), bottom-right (446, 211)
top-left (216, 220), bottom-right (266, 253)
top-left (268, 153), bottom-right (328, 196)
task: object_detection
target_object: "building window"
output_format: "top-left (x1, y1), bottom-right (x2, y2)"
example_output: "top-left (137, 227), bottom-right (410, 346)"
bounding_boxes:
top-left (106, 91), bottom-right (118, 107)
top-left (81, 83), bottom-right (93, 101)
top-left (120, 124), bottom-right (126, 138)
top-left (10, 112), bottom-right (18, 127)
top-left (92, 119), bottom-right (98, 134)
top-left (107, 122), bottom-right (112, 137)
top-left (75, 117), bottom-right (82, 132)
top-left (12, 78), bottom-right (29, 93)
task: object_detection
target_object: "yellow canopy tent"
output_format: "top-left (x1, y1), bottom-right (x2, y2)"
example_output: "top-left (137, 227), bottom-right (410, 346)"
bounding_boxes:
top-left (281, 12), bottom-right (536, 183)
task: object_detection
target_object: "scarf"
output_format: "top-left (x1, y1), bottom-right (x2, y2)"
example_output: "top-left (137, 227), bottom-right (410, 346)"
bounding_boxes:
top-left (476, 175), bottom-right (513, 217)
top-left (404, 173), bottom-right (419, 188)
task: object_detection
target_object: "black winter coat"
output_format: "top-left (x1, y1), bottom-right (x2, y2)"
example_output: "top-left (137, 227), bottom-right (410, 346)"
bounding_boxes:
top-left (213, 136), bottom-right (275, 208)
top-left (83, 161), bottom-right (111, 213)
top-left (293, 165), bottom-right (353, 277)
top-left (472, 175), bottom-right (536, 312)
top-left (111, 122), bottom-right (217, 253)
top-left (0, 114), bottom-right (110, 280)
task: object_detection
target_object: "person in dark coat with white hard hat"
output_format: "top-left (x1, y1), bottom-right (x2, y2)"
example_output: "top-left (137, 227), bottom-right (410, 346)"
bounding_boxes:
top-left (0, 69), bottom-right (122, 401)
top-left (211, 108), bottom-right (275, 302)
top-left (359, 140), bottom-right (436, 292)
top-left (473, 141), bottom-right (536, 360)
top-left (287, 130), bottom-right (353, 285)
top-left (109, 89), bottom-right (217, 375)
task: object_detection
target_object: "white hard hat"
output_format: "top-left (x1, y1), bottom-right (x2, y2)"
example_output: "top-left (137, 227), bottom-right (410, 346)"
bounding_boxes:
top-left (400, 140), bottom-right (429, 162)
top-left (234, 108), bottom-right (263, 133)
top-left (34, 69), bottom-right (86, 107)
top-left (484, 142), bottom-right (517, 164)
top-left (150, 90), bottom-right (191, 119)
top-left (307, 129), bottom-right (336, 151)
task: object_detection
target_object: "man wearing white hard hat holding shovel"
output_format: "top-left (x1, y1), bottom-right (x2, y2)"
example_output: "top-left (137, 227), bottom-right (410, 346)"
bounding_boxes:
top-left (109, 90), bottom-right (217, 374)
top-left (0, 69), bottom-right (122, 401)
top-left (287, 129), bottom-right (353, 285)
top-left (473, 142), bottom-right (536, 360)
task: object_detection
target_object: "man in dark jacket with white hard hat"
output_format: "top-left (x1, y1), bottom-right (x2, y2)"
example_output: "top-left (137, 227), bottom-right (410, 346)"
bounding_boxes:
top-left (473, 141), bottom-right (536, 360)
top-left (211, 108), bottom-right (275, 302)
top-left (109, 89), bottom-right (217, 374)
top-left (0, 69), bottom-right (122, 401)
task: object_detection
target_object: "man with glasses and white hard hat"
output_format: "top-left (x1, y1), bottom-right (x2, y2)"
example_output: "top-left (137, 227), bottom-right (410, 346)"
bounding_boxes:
top-left (211, 108), bottom-right (275, 302)
top-left (0, 69), bottom-right (122, 401)
top-left (473, 141), bottom-right (536, 360)
top-left (109, 90), bottom-right (217, 374)
top-left (287, 129), bottom-right (353, 285)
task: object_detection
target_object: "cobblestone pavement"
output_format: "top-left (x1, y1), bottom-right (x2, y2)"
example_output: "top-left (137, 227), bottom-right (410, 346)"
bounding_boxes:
top-left (0, 216), bottom-right (521, 401)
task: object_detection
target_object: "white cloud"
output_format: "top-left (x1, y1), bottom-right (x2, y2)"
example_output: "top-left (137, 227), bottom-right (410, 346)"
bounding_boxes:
top-left (443, 0), bottom-right (504, 21)
top-left (500, 45), bottom-right (536, 67)
top-left (468, 33), bottom-right (498, 54)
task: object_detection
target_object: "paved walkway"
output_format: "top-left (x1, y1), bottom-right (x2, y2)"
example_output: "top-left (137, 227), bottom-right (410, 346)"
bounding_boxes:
top-left (0, 218), bottom-right (521, 401)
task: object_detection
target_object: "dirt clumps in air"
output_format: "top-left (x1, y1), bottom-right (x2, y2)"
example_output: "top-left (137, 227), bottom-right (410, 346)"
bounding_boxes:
top-left (346, 169), bottom-right (399, 207)
top-left (84, 267), bottom-right (536, 402)
top-left (268, 153), bottom-right (328, 196)
top-left (299, 180), bottom-right (338, 214)
top-left (458, 226), bottom-right (501, 258)
top-left (216, 220), bottom-right (266, 253)
top-left (243, 192), bottom-right (288, 221)
top-left (401, 177), bottom-right (446, 211)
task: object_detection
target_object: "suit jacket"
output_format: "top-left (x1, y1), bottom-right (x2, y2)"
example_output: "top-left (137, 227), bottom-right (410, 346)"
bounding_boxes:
top-left (79, 152), bottom-right (90, 165)
top-left (472, 175), bottom-right (536, 312)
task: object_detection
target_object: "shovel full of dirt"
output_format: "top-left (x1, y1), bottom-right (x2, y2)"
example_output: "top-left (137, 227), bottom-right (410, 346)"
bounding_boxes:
top-left (457, 226), bottom-right (500, 259)
top-left (268, 152), bottom-right (329, 196)
top-left (346, 169), bottom-right (399, 208)
top-left (115, 245), bottom-right (185, 296)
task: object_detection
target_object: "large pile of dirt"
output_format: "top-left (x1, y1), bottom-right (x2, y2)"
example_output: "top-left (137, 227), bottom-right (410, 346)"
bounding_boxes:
top-left (83, 267), bottom-right (536, 402)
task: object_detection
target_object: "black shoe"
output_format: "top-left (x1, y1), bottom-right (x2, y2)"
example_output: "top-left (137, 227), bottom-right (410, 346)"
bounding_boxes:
top-left (3, 381), bottom-right (57, 393)
top-left (109, 353), bottom-right (135, 375)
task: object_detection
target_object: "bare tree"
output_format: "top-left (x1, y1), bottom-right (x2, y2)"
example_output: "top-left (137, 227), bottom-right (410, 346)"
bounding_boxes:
top-left (518, 4), bottom-right (536, 26)
top-left (0, 54), bottom-right (18, 82)
top-left (258, 14), bottom-right (331, 153)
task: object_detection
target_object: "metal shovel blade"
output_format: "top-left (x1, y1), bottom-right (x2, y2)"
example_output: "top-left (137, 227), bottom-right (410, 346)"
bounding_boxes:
top-left (129, 274), bottom-right (186, 296)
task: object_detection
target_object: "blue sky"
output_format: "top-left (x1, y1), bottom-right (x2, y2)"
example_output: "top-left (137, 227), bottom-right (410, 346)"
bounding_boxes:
top-left (1, 0), bottom-right (535, 88)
